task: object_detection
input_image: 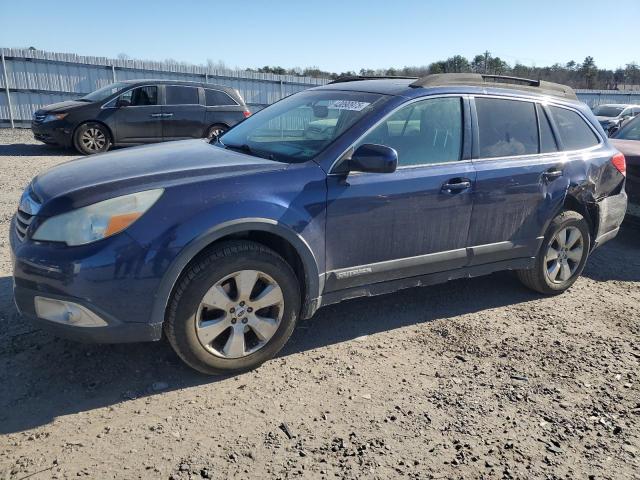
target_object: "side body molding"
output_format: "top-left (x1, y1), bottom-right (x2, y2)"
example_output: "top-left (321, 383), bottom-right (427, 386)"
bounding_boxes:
top-left (150, 218), bottom-right (322, 326)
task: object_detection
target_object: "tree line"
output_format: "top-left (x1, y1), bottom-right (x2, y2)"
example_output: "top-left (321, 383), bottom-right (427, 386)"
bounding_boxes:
top-left (248, 53), bottom-right (640, 90)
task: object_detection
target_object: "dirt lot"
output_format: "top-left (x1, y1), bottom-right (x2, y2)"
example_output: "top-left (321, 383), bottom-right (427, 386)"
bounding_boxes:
top-left (0, 129), bottom-right (638, 480)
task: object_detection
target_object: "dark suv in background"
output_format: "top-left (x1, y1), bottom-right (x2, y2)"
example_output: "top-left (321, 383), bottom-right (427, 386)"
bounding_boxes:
top-left (12, 74), bottom-right (627, 375)
top-left (31, 80), bottom-right (250, 154)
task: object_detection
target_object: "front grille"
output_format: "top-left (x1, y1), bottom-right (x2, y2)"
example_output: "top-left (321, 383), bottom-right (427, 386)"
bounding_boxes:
top-left (15, 209), bottom-right (34, 241)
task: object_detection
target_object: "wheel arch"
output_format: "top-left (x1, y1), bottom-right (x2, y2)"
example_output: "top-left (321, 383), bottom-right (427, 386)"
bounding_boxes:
top-left (151, 219), bottom-right (321, 328)
top-left (204, 122), bottom-right (230, 138)
top-left (72, 120), bottom-right (114, 145)
top-left (561, 194), bottom-right (598, 246)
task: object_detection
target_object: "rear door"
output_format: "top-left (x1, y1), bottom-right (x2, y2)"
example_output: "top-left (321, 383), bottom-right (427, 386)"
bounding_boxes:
top-left (111, 85), bottom-right (162, 143)
top-left (161, 85), bottom-right (206, 140)
top-left (324, 96), bottom-right (476, 291)
top-left (466, 97), bottom-right (570, 264)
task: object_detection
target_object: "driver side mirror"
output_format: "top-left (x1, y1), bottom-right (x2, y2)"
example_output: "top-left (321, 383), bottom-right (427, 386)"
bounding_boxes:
top-left (115, 98), bottom-right (130, 108)
top-left (345, 144), bottom-right (397, 174)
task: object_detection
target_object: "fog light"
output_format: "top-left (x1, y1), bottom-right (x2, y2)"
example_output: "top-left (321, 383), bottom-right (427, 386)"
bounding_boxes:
top-left (34, 296), bottom-right (108, 327)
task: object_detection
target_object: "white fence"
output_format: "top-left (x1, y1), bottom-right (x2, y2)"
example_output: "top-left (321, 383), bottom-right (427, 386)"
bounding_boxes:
top-left (0, 48), bottom-right (330, 127)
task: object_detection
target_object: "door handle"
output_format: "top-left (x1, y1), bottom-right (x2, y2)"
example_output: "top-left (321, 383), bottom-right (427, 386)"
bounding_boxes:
top-left (442, 178), bottom-right (472, 192)
top-left (149, 113), bottom-right (163, 118)
top-left (542, 169), bottom-right (563, 181)
top-left (162, 113), bottom-right (174, 118)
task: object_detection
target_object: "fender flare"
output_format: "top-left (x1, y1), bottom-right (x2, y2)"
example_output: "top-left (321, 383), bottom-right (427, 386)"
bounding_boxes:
top-left (150, 218), bottom-right (321, 326)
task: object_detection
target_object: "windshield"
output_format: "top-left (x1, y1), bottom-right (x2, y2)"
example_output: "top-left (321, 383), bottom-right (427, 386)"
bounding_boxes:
top-left (613, 116), bottom-right (640, 141)
top-left (218, 90), bottom-right (388, 163)
top-left (593, 105), bottom-right (624, 117)
top-left (80, 82), bottom-right (129, 102)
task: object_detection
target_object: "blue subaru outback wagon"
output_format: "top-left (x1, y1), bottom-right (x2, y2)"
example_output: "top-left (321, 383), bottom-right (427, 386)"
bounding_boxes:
top-left (11, 74), bottom-right (627, 374)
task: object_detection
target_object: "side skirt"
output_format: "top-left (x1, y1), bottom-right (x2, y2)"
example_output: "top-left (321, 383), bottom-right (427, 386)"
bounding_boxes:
top-left (318, 257), bottom-right (534, 309)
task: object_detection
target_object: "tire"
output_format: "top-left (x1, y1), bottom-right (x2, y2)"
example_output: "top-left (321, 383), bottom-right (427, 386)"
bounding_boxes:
top-left (73, 122), bottom-right (111, 155)
top-left (517, 210), bottom-right (590, 295)
top-left (164, 241), bottom-right (301, 375)
top-left (205, 124), bottom-right (228, 141)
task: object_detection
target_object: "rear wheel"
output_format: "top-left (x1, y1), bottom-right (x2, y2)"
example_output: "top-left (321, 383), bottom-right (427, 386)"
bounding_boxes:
top-left (205, 124), bottom-right (228, 141)
top-left (73, 122), bottom-right (111, 155)
top-left (164, 241), bottom-right (301, 375)
top-left (517, 210), bottom-right (590, 294)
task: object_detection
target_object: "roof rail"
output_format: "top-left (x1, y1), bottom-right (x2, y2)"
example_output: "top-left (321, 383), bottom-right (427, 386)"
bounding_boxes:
top-left (410, 73), bottom-right (578, 100)
top-left (328, 75), bottom-right (418, 84)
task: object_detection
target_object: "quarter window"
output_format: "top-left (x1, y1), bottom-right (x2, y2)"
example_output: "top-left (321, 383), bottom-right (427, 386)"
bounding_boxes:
top-left (548, 106), bottom-right (599, 150)
top-left (357, 97), bottom-right (463, 166)
top-left (165, 86), bottom-right (200, 105)
top-left (476, 98), bottom-right (538, 158)
top-left (205, 89), bottom-right (238, 106)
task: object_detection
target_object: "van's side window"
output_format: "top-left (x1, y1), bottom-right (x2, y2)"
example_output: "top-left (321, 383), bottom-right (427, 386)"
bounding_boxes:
top-left (548, 106), bottom-right (599, 150)
top-left (119, 86), bottom-right (158, 107)
top-left (537, 104), bottom-right (558, 153)
top-left (165, 86), bottom-right (200, 105)
top-left (476, 98), bottom-right (538, 158)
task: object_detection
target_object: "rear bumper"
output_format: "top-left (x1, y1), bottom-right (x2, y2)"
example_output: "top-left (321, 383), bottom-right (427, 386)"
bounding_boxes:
top-left (594, 191), bottom-right (627, 248)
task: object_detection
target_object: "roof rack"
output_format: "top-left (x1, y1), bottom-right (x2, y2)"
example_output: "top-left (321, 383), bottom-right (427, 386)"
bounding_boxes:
top-left (410, 73), bottom-right (578, 100)
top-left (328, 75), bottom-right (418, 84)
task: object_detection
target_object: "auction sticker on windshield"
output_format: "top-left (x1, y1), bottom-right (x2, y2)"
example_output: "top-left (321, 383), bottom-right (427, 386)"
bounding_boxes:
top-left (327, 100), bottom-right (371, 111)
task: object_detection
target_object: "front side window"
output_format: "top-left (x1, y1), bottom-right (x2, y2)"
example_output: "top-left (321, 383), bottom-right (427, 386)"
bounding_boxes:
top-left (218, 90), bottom-right (387, 163)
top-left (549, 106), bottom-right (599, 150)
top-left (356, 97), bottom-right (463, 166)
top-left (165, 86), bottom-right (200, 105)
top-left (476, 98), bottom-right (538, 158)
top-left (205, 89), bottom-right (238, 106)
top-left (118, 86), bottom-right (158, 106)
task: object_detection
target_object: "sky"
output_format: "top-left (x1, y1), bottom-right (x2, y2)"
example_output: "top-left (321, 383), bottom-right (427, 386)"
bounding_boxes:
top-left (2, 0), bottom-right (638, 73)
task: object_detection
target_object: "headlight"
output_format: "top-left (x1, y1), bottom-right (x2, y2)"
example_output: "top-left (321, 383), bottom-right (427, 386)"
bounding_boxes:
top-left (43, 113), bottom-right (69, 122)
top-left (32, 189), bottom-right (163, 246)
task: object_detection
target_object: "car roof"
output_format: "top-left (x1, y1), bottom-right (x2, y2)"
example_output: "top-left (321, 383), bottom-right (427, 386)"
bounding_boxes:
top-left (120, 79), bottom-right (240, 94)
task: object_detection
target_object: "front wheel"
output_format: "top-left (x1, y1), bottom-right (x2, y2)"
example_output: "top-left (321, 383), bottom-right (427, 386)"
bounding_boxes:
top-left (164, 241), bottom-right (301, 375)
top-left (73, 122), bottom-right (111, 155)
top-left (517, 210), bottom-right (590, 294)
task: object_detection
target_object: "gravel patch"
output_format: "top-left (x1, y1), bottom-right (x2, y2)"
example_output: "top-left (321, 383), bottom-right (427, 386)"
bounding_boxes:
top-left (0, 129), bottom-right (638, 479)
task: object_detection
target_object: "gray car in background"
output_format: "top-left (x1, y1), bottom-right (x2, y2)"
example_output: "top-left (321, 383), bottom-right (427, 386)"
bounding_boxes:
top-left (593, 103), bottom-right (640, 136)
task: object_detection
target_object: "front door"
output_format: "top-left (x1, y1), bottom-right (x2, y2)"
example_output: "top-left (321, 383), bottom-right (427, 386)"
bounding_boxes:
top-left (467, 98), bottom-right (570, 265)
top-left (161, 85), bottom-right (206, 140)
top-left (325, 96), bottom-right (476, 291)
top-left (112, 85), bottom-right (162, 143)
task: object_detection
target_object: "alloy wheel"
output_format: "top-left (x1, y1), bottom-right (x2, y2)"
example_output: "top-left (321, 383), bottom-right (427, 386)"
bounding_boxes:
top-left (195, 270), bottom-right (284, 358)
top-left (544, 226), bottom-right (584, 284)
top-left (80, 128), bottom-right (106, 152)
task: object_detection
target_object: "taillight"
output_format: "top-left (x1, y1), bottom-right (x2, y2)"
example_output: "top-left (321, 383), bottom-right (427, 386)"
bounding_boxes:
top-left (243, 110), bottom-right (251, 118)
top-left (611, 152), bottom-right (626, 176)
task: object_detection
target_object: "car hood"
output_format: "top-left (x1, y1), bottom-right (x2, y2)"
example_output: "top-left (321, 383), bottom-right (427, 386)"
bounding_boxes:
top-left (596, 115), bottom-right (618, 123)
top-left (610, 139), bottom-right (640, 167)
top-left (31, 140), bottom-right (287, 216)
top-left (37, 100), bottom-right (89, 113)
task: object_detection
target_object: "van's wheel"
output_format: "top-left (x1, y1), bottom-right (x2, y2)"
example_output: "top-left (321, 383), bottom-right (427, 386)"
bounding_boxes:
top-left (164, 241), bottom-right (301, 375)
top-left (205, 124), bottom-right (228, 141)
top-left (73, 122), bottom-right (111, 155)
top-left (517, 210), bottom-right (590, 294)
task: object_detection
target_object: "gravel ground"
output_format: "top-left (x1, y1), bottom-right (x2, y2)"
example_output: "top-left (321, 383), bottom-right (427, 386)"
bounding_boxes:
top-left (0, 128), bottom-right (639, 480)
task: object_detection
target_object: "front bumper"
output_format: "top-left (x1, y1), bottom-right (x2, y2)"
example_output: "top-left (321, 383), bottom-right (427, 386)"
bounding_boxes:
top-left (10, 218), bottom-right (165, 343)
top-left (593, 190), bottom-right (628, 248)
top-left (31, 121), bottom-right (73, 147)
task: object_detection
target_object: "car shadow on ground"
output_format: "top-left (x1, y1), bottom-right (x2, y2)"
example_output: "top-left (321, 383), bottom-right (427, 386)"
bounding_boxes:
top-left (0, 225), bottom-right (638, 435)
top-left (0, 142), bottom-right (74, 157)
top-left (582, 222), bottom-right (640, 282)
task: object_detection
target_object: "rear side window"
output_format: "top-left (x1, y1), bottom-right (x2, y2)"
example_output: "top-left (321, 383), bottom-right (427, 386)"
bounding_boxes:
top-left (548, 106), bottom-right (599, 150)
top-left (476, 98), bottom-right (538, 158)
top-left (537, 104), bottom-right (558, 153)
top-left (165, 86), bottom-right (200, 105)
top-left (205, 89), bottom-right (238, 106)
